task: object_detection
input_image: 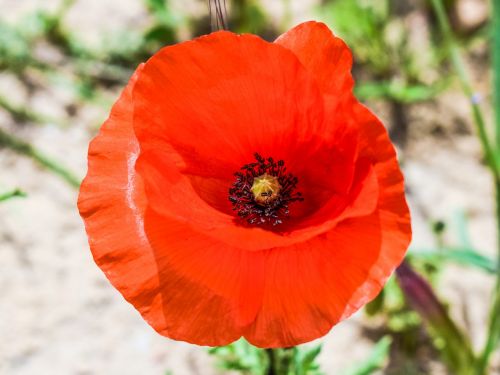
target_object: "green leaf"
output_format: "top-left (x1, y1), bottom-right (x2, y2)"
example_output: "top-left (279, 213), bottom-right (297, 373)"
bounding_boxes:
top-left (365, 287), bottom-right (385, 316)
top-left (0, 188), bottom-right (26, 202)
top-left (340, 336), bottom-right (392, 375)
top-left (477, 2), bottom-right (500, 373)
top-left (144, 0), bottom-right (181, 29)
top-left (208, 339), bottom-right (267, 374)
top-left (409, 248), bottom-right (497, 274)
top-left (319, 0), bottom-right (391, 75)
top-left (297, 345), bottom-right (323, 375)
top-left (230, 0), bottom-right (268, 34)
top-left (441, 249), bottom-right (497, 273)
top-left (355, 80), bottom-right (445, 103)
top-left (494, 0), bottom-right (500, 146)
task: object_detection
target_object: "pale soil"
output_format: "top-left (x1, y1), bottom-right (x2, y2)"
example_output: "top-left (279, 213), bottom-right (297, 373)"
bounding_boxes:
top-left (0, 0), bottom-right (498, 374)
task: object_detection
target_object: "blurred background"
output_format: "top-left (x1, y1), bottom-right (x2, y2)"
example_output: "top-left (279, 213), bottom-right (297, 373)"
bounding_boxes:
top-left (0, 0), bottom-right (498, 374)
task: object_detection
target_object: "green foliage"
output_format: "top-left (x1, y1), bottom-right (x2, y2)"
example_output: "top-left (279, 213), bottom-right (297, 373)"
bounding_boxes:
top-left (291, 345), bottom-right (323, 375)
top-left (365, 276), bottom-right (421, 336)
top-left (143, 0), bottom-right (180, 51)
top-left (146, 0), bottom-right (181, 29)
top-left (477, 1), bottom-right (500, 372)
top-left (209, 340), bottom-right (324, 375)
top-left (411, 248), bottom-right (497, 275)
top-left (0, 188), bottom-right (26, 202)
top-left (209, 339), bottom-right (268, 374)
top-left (321, 0), bottom-right (392, 75)
top-left (355, 80), bottom-right (447, 104)
top-left (230, 0), bottom-right (268, 34)
top-left (366, 210), bottom-right (496, 374)
top-left (0, 18), bottom-right (43, 73)
top-left (365, 210), bottom-right (496, 373)
top-left (319, 0), bottom-right (445, 103)
top-left (495, 0), bottom-right (500, 147)
top-left (340, 336), bottom-right (392, 375)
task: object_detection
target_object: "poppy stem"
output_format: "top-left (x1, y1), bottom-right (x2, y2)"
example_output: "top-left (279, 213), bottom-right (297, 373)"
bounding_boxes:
top-left (265, 347), bottom-right (295, 375)
top-left (265, 348), bottom-right (276, 375)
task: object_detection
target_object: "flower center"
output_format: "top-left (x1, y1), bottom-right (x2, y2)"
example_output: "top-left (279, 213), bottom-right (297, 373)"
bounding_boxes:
top-left (251, 173), bottom-right (281, 205)
top-left (228, 153), bottom-right (303, 226)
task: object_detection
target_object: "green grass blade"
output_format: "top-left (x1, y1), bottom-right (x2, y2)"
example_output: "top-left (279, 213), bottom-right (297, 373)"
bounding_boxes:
top-left (429, 0), bottom-right (499, 181)
top-left (340, 336), bottom-right (392, 375)
top-left (0, 188), bottom-right (26, 202)
top-left (494, 0), bottom-right (500, 148)
top-left (409, 248), bottom-right (497, 274)
top-left (476, 2), bottom-right (500, 373)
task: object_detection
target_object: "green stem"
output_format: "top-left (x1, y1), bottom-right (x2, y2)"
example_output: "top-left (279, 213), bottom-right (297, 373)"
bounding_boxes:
top-left (429, 0), bottom-right (500, 373)
top-left (266, 349), bottom-right (277, 375)
top-left (0, 188), bottom-right (26, 202)
top-left (494, 0), bottom-right (500, 149)
top-left (265, 348), bottom-right (294, 375)
top-left (476, 1), bottom-right (500, 372)
top-left (0, 127), bottom-right (80, 189)
top-left (476, 139), bottom-right (500, 375)
top-left (429, 0), bottom-right (499, 181)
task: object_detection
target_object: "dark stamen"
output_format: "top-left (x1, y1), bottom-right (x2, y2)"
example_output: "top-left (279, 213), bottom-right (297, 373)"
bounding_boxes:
top-left (229, 153), bottom-right (303, 226)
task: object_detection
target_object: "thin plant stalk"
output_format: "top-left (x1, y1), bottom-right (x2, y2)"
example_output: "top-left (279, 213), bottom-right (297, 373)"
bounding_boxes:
top-left (265, 348), bottom-right (295, 375)
top-left (429, 0), bottom-right (499, 181)
top-left (0, 188), bottom-right (26, 202)
top-left (429, 0), bottom-right (500, 373)
top-left (266, 348), bottom-right (277, 375)
top-left (477, 0), bottom-right (500, 372)
top-left (494, 0), bottom-right (500, 149)
top-left (0, 127), bottom-right (80, 188)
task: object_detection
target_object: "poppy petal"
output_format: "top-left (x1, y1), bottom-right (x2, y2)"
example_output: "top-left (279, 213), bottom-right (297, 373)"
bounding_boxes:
top-left (341, 103), bottom-right (411, 319)
top-left (78, 65), bottom-right (168, 334)
top-left (276, 21), bottom-right (411, 312)
top-left (132, 31), bottom-right (328, 178)
top-left (79, 23), bottom-right (411, 349)
top-left (244, 211), bottom-right (382, 348)
top-left (143, 207), bottom-right (266, 345)
top-left (275, 21), bottom-right (354, 112)
top-left (136, 146), bottom-right (378, 252)
top-left (132, 31), bottom-right (376, 250)
top-left (142, 197), bottom-right (381, 348)
top-left (243, 106), bottom-right (411, 346)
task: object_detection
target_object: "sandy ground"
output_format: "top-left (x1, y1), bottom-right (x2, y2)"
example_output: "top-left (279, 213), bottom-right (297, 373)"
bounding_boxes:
top-left (0, 0), bottom-right (498, 374)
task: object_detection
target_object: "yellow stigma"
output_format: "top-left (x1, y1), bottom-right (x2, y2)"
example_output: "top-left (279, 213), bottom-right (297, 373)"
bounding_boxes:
top-left (251, 173), bottom-right (281, 206)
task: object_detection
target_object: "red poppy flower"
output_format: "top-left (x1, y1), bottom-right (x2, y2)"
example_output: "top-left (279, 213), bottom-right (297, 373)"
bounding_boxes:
top-left (78, 21), bottom-right (411, 348)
